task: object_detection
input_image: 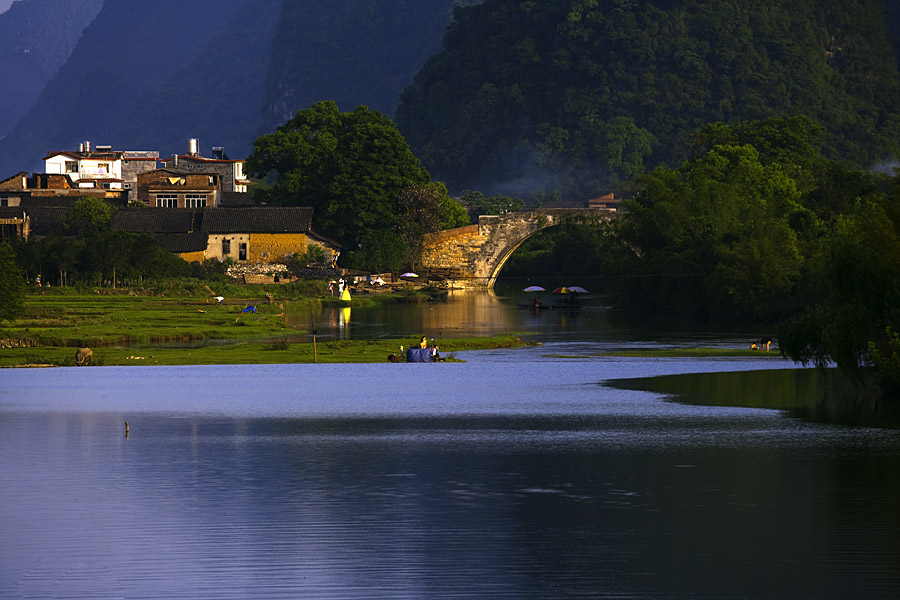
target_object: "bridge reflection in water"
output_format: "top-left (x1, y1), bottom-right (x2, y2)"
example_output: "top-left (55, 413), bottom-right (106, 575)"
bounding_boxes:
top-left (286, 289), bottom-right (600, 343)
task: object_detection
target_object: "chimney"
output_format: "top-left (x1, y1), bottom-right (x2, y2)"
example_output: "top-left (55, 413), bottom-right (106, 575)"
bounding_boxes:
top-left (188, 138), bottom-right (199, 157)
top-left (79, 142), bottom-right (84, 152)
top-left (173, 154), bottom-right (179, 167)
top-left (83, 141), bottom-right (91, 152)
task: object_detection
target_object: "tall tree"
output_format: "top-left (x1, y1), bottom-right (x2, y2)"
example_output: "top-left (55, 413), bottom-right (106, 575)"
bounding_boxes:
top-left (0, 242), bottom-right (24, 322)
top-left (247, 101), bottom-right (452, 270)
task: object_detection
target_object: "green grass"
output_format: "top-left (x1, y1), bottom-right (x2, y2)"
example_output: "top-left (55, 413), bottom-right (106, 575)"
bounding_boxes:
top-left (5, 293), bottom-right (294, 347)
top-left (0, 334), bottom-right (528, 367)
top-left (0, 288), bottom-right (529, 366)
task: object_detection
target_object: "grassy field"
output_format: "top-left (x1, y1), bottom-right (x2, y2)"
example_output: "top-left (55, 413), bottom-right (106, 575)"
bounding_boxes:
top-left (0, 334), bottom-right (529, 367)
top-left (0, 288), bottom-right (528, 366)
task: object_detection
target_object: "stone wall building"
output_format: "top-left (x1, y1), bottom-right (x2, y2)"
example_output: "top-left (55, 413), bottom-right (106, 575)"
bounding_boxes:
top-left (0, 171), bottom-right (127, 205)
top-left (136, 168), bottom-right (221, 208)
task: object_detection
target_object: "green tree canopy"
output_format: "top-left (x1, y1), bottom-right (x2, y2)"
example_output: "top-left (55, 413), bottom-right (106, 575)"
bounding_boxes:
top-left (458, 190), bottom-right (525, 222)
top-left (63, 196), bottom-right (114, 236)
top-left (608, 141), bottom-right (808, 319)
top-left (247, 101), bottom-right (447, 270)
top-left (0, 242), bottom-right (24, 322)
top-left (397, 0), bottom-right (900, 201)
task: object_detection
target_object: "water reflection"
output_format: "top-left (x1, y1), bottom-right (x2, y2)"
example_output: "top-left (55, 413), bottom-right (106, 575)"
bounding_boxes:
top-left (609, 367), bottom-right (900, 429)
top-left (287, 287), bottom-right (763, 347)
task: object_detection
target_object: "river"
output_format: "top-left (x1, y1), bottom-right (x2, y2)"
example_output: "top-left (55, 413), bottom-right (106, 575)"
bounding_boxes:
top-left (2, 288), bottom-right (899, 599)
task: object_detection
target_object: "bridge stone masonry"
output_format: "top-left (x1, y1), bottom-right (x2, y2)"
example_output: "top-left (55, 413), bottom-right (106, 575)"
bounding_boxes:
top-left (419, 208), bottom-right (617, 289)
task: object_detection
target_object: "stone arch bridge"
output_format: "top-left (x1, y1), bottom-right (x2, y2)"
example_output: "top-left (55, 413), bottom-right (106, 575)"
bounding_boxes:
top-left (419, 208), bottom-right (616, 289)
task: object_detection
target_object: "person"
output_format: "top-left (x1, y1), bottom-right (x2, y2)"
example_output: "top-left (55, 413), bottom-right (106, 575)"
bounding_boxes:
top-left (419, 336), bottom-right (428, 349)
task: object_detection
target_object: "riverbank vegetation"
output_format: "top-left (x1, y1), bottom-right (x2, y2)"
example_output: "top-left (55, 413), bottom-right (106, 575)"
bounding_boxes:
top-left (0, 330), bottom-right (527, 367)
top-left (0, 287), bottom-right (523, 366)
top-left (500, 115), bottom-right (900, 400)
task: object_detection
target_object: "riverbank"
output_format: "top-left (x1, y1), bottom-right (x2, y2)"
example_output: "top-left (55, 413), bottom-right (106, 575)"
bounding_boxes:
top-left (0, 287), bottom-right (529, 366)
top-left (0, 285), bottom-right (446, 347)
top-left (0, 334), bottom-right (530, 367)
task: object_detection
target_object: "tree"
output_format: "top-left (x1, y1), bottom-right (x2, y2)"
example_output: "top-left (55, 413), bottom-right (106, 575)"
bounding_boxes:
top-left (0, 242), bottom-right (25, 322)
top-left (609, 143), bottom-right (806, 319)
top-left (246, 101), bottom-right (438, 269)
top-left (458, 190), bottom-right (525, 222)
top-left (779, 198), bottom-right (900, 379)
top-left (63, 196), bottom-right (113, 236)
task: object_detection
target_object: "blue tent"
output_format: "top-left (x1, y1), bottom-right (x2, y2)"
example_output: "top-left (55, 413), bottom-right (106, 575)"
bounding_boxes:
top-left (406, 347), bottom-right (431, 363)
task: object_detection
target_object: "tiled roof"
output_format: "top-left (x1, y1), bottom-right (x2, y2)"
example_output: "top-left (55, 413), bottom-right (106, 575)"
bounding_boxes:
top-left (219, 192), bottom-right (256, 207)
top-left (153, 233), bottom-right (209, 253)
top-left (19, 197), bottom-right (78, 207)
top-left (0, 207), bottom-right (27, 219)
top-left (22, 207), bottom-right (68, 236)
top-left (201, 207), bottom-right (312, 233)
top-left (111, 209), bottom-right (203, 234)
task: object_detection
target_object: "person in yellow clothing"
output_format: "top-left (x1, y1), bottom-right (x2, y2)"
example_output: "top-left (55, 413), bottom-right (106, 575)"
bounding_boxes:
top-left (419, 336), bottom-right (428, 349)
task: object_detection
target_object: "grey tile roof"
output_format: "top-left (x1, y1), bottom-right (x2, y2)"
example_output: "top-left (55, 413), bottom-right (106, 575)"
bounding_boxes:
top-left (153, 233), bottom-right (209, 253)
top-left (111, 209), bottom-right (203, 233)
top-left (22, 207), bottom-right (68, 236)
top-left (201, 207), bottom-right (312, 233)
top-left (0, 207), bottom-right (28, 219)
top-left (219, 192), bottom-right (256, 206)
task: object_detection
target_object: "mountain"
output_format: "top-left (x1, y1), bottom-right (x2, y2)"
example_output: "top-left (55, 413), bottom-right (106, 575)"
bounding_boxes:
top-left (0, 0), bottom-right (103, 140)
top-left (0, 0), bottom-right (462, 174)
top-left (260, 0), bottom-right (462, 134)
top-left (395, 0), bottom-right (900, 200)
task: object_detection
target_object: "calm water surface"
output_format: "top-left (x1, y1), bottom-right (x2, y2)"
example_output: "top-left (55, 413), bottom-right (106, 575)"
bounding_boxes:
top-left (3, 293), bottom-right (900, 599)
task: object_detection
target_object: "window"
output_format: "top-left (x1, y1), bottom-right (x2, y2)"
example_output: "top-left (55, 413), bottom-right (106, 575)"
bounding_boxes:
top-left (156, 194), bottom-right (177, 208)
top-left (0, 197), bottom-right (7, 207)
top-left (222, 238), bottom-right (231, 255)
top-left (185, 194), bottom-right (206, 208)
top-left (239, 243), bottom-right (247, 261)
top-left (65, 161), bottom-right (79, 173)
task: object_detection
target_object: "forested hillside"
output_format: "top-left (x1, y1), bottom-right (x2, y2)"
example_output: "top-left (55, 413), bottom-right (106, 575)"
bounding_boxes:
top-left (396, 0), bottom-right (900, 201)
top-left (0, 0), bottom-right (103, 140)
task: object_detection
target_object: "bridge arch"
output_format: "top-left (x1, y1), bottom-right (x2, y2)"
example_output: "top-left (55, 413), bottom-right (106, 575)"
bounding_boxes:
top-left (420, 208), bottom-right (615, 289)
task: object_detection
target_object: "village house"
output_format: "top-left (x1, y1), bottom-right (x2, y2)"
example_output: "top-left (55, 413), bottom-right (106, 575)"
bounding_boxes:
top-left (136, 168), bottom-right (221, 208)
top-left (0, 206), bottom-right (28, 241)
top-left (160, 140), bottom-right (250, 194)
top-left (0, 138), bottom-right (340, 266)
top-left (43, 142), bottom-right (158, 203)
top-left (586, 192), bottom-right (621, 211)
top-left (0, 171), bottom-right (128, 205)
top-left (109, 206), bottom-right (339, 264)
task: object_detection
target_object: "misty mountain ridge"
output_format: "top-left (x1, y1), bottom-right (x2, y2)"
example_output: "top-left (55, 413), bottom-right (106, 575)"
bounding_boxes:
top-left (396, 0), bottom-right (900, 200)
top-left (0, 0), bottom-right (460, 174)
top-left (1, 0), bottom-right (899, 204)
